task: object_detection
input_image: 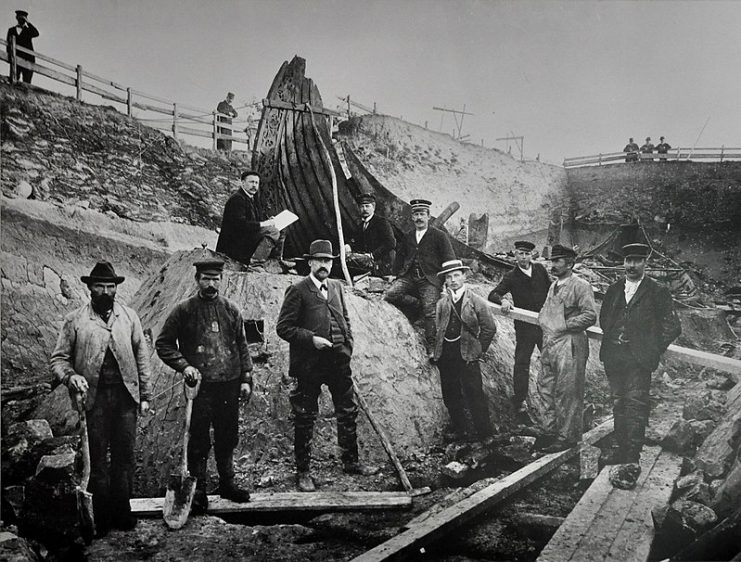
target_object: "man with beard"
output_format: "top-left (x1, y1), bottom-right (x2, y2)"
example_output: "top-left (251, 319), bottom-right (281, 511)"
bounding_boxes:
top-left (51, 261), bottom-right (152, 536)
top-left (156, 259), bottom-right (253, 513)
top-left (487, 241), bottom-right (551, 422)
top-left (385, 199), bottom-right (456, 359)
top-left (277, 240), bottom-right (378, 492)
top-left (599, 244), bottom-right (681, 477)
top-left (344, 193), bottom-right (396, 276)
top-left (536, 245), bottom-right (597, 453)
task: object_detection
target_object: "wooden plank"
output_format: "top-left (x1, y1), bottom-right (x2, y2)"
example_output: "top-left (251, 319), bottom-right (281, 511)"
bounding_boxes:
top-left (262, 98), bottom-right (343, 117)
top-left (351, 419), bottom-right (613, 562)
top-left (80, 81), bottom-right (127, 105)
top-left (6, 43), bottom-right (77, 72)
top-left (131, 100), bottom-right (175, 116)
top-left (130, 491), bottom-right (412, 516)
top-left (130, 88), bottom-right (174, 105)
top-left (80, 69), bottom-right (127, 91)
top-left (14, 58), bottom-right (76, 87)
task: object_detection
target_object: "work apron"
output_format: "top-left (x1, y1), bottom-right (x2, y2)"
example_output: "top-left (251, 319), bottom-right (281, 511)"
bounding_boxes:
top-left (538, 285), bottom-right (588, 443)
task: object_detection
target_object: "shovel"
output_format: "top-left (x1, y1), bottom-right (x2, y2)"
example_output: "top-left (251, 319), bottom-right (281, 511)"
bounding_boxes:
top-left (74, 392), bottom-right (95, 543)
top-left (163, 379), bottom-right (200, 529)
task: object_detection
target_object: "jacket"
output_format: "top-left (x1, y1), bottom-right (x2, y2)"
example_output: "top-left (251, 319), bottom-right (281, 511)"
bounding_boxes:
top-left (348, 214), bottom-right (396, 262)
top-left (488, 262), bottom-right (551, 313)
top-left (215, 189), bottom-right (266, 263)
top-left (599, 277), bottom-right (681, 371)
top-left (394, 226), bottom-right (455, 287)
top-left (276, 276), bottom-right (353, 376)
top-left (155, 294), bottom-right (253, 383)
top-left (50, 302), bottom-right (152, 410)
top-left (6, 22), bottom-right (39, 62)
top-left (539, 275), bottom-right (598, 346)
top-left (434, 288), bottom-right (497, 361)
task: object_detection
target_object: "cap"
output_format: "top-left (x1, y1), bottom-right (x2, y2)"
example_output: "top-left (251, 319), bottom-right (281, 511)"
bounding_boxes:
top-left (646, 137), bottom-right (651, 141)
top-left (304, 239), bottom-right (337, 259)
top-left (15, 10), bottom-right (28, 17)
top-left (193, 259), bottom-right (225, 274)
top-left (660, 136), bottom-right (665, 141)
top-left (621, 243), bottom-right (650, 259)
top-left (550, 244), bottom-right (577, 260)
top-left (438, 259), bottom-right (471, 277)
top-left (514, 240), bottom-right (535, 251)
top-left (410, 199), bottom-right (432, 212)
top-left (358, 193), bottom-right (376, 204)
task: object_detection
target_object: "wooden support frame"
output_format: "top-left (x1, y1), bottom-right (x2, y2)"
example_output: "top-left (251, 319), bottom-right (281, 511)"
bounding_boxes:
top-left (262, 98), bottom-right (342, 117)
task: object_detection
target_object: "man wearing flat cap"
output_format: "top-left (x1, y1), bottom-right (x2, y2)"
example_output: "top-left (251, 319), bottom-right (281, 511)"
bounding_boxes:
top-left (344, 193), bottom-right (396, 276)
top-left (434, 260), bottom-right (497, 441)
top-left (599, 244), bottom-right (680, 474)
top-left (156, 258), bottom-right (253, 512)
top-left (277, 240), bottom-right (377, 492)
top-left (488, 241), bottom-right (551, 421)
top-left (7, 9), bottom-right (39, 83)
top-left (386, 199), bottom-right (456, 359)
top-left (51, 261), bottom-right (152, 535)
top-left (536, 244), bottom-right (597, 453)
top-left (216, 92), bottom-right (238, 153)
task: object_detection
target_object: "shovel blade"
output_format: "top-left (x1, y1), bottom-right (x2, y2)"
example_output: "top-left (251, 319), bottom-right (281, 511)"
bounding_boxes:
top-left (76, 487), bottom-right (95, 544)
top-left (163, 472), bottom-right (198, 530)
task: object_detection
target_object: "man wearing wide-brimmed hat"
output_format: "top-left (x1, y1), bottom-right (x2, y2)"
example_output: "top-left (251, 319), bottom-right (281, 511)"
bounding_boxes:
top-left (434, 260), bottom-right (497, 441)
top-left (599, 243), bottom-right (680, 478)
top-left (6, 9), bottom-right (39, 83)
top-left (385, 198), bottom-right (456, 359)
top-left (51, 261), bottom-right (152, 536)
top-left (344, 193), bottom-right (396, 276)
top-left (277, 240), bottom-right (377, 492)
top-left (536, 244), bottom-right (597, 453)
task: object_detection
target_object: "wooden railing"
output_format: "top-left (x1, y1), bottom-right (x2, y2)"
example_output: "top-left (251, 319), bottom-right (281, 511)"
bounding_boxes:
top-left (564, 146), bottom-right (741, 168)
top-left (1, 37), bottom-right (252, 150)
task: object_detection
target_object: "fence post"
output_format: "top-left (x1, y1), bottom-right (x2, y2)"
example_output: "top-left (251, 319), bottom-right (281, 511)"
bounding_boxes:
top-left (720, 145), bottom-right (725, 163)
top-left (212, 111), bottom-right (218, 151)
top-left (76, 65), bottom-right (83, 101)
top-left (172, 103), bottom-right (179, 140)
top-left (126, 87), bottom-right (132, 117)
top-left (598, 153), bottom-right (602, 166)
top-left (9, 35), bottom-right (17, 84)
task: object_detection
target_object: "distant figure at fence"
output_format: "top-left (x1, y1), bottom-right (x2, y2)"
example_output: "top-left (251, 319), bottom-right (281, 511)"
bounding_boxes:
top-left (6, 9), bottom-right (39, 84)
top-left (623, 138), bottom-right (639, 163)
top-left (656, 136), bottom-right (671, 161)
top-left (640, 137), bottom-right (654, 161)
top-left (216, 92), bottom-right (238, 153)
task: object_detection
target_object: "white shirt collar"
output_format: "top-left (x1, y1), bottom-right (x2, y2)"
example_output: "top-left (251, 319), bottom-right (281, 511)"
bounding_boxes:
top-left (518, 264), bottom-right (533, 277)
top-left (362, 213), bottom-right (374, 225)
top-left (309, 273), bottom-right (327, 294)
top-left (240, 186), bottom-right (254, 199)
top-left (415, 228), bottom-right (428, 243)
top-left (624, 276), bottom-right (644, 303)
top-left (449, 286), bottom-right (466, 303)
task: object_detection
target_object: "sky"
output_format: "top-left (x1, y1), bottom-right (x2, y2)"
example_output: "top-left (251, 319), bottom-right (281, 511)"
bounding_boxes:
top-left (14, 0), bottom-right (741, 165)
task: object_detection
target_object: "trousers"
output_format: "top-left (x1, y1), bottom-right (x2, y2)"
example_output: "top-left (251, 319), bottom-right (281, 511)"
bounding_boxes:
top-left (513, 321), bottom-right (543, 403)
top-left (438, 341), bottom-right (491, 436)
top-left (385, 274), bottom-right (440, 350)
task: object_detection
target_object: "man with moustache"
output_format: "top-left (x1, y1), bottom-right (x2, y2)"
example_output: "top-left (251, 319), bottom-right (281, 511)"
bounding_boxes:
top-left (488, 241), bottom-right (551, 421)
top-left (51, 261), bottom-right (152, 535)
top-left (6, 9), bottom-right (39, 84)
top-left (536, 244), bottom-right (597, 453)
top-left (599, 244), bottom-right (681, 473)
top-left (385, 199), bottom-right (456, 359)
top-left (344, 193), bottom-right (396, 276)
top-left (156, 259), bottom-right (253, 513)
top-left (434, 260), bottom-right (497, 441)
top-left (276, 240), bottom-right (377, 492)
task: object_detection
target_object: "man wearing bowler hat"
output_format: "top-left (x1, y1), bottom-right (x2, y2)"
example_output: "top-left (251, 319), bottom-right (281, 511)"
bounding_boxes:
top-left (599, 244), bottom-right (680, 474)
top-left (344, 193), bottom-right (396, 276)
top-left (536, 244), bottom-right (597, 453)
top-left (156, 258), bottom-right (253, 513)
top-left (277, 240), bottom-right (377, 492)
top-left (385, 199), bottom-right (456, 359)
top-left (488, 241), bottom-right (551, 421)
top-left (6, 9), bottom-right (39, 83)
top-left (434, 260), bottom-right (497, 441)
top-left (51, 261), bottom-right (152, 536)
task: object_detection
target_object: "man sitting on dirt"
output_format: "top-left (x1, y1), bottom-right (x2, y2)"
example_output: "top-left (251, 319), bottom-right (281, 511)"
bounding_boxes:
top-left (215, 170), bottom-right (293, 270)
top-left (276, 240), bottom-right (378, 492)
top-left (50, 261), bottom-right (152, 536)
top-left (434, 260), bottom-right (497, 441)
top-left (536, 244), bottom-right (598, 453)
top-left (385, 199), bottom-right (456, 360)
top-left (344, 193), bottom-right (396, 277)
top-left (599, 244), bottom-right (681, 483)
top-left (488, 241), bottom-right (551, 424)
top-left (156, 259), bottom-right (253, 512)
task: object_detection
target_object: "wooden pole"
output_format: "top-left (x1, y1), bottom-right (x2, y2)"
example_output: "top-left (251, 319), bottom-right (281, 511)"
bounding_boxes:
top-left (212, 111), bottom-right (218, 151)
top-left (9, 36), bottom-right (17, 84)
top-left (172, 103), bottom-right (178, 141)
top-left (76, 65), bottom-right (83, 101)
top-left (126, 87), bottom-right (132, 117)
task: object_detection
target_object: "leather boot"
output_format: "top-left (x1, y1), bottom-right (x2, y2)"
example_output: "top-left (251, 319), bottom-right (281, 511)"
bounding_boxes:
top-left (296, 471), bottom-right (316, 492)
top-left (218, 479), bottom-right (251, 502)
top-left (343, 461), bottom-right (380, 476)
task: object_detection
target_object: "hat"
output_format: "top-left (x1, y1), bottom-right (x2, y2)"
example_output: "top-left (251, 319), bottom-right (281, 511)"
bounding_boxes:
top-left (660, 136), bottom-right (665, 141)
top-left (15, 10), bottom-right (28, 17)
top-left (81, 261), bottom-right (125, 284)
top-left (227, 92), bottom-right (235, 98)
top-left (193, 259), bottom-right (225, 274)
top-left (629, 137), bottom-right (634, 142)
top-left (437, 259), bottom-right (471, 277)
top-left (646, 137), bottom-right (651, 141)
top-left (514, 240), bottom-right (535, 251)
top-left (621, 243), bottom-right (650, 259)
top-left (550, 244), bottom-right (577, 260)
top-left (358, 193), bottom-right (376, 204)
top-left (304, 239), bottom-right (337, 259)
top-left (410, 199), bottom-right (432, 212)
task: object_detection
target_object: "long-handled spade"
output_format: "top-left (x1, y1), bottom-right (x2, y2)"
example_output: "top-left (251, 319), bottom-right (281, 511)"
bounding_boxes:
top-left (74, 392), bottom-right (95, 543)
top-left (163, 379), bottom-right (200, 530)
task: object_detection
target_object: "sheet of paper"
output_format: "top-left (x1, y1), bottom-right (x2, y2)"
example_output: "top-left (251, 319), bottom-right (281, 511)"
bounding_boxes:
top-left (272, 209), bottom-right (299, 231)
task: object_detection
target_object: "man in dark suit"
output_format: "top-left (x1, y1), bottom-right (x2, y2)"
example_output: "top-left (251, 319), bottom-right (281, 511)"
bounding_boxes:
top-left (599, 244), bottom-right (681, 471)
top-left (623, 138), bottom-right (639, 163)
top-left (385, 199), bottom-right (456, 359)
top-left (656, 136), bottom-right (672, 162)
top-left (6, 10), bottom-right (39, 84)
top-left (488, 241), bottom-right (551, 420)
top-left (640, 137), bottom-right (654, 162)
top-left (276, 240), bottom-right (377, 492)
top-left (216, 92), bottom-right (238, 153)
top-left (345, 193), bottom-right (396, 276)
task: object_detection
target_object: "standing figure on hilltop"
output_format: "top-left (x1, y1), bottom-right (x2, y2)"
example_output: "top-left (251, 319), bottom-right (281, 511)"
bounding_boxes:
top-left (434, 260), bottom-right (497, 442)
top-left (599, 244), bottom-right (681, 484)
top-left (656, 136), bottom-right (672, 161)
top-left (50, 261), bottom-right (152, 536)
top-left (640, 137), bottom-right (654, 161)
top-left (276, 240), bottom-right (378, 493)
top-left (623, 138), bottom-right (639, 163)
top-left (487, 241), bottom-right (551, 424)
top-left (535, 244), bottom-right (597, 453)
top-left (216, 92), bottom-right (238, 154)
top-left (6, 9), bottom-right (39, 84)
top-left (385, 199), bottom-right (456, 360)
top-left (344, 193), bottom-right (396, 276)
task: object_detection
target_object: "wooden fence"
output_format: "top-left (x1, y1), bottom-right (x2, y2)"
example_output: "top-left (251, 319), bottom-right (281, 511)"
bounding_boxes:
top-left (1, 37), bottom-right (251, 150)
top-left (564, 146), bottom-right (741, 168)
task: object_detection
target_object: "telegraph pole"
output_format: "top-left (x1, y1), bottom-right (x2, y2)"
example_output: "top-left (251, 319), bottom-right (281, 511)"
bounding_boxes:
top-left (432, 105), bottom-right (474, 140)
top-left (496, 134), bottom-right (525, 161)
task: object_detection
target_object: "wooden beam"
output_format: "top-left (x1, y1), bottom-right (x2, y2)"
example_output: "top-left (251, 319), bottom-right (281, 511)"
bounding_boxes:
top-left (262, 98), bottom-right (342, 117)
top-left (130, 491), bottom-right (411, 515)
top-left (351, 419), bottom-right (613, 561)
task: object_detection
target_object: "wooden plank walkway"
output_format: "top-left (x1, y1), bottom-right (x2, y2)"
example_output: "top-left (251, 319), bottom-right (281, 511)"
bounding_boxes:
top-left (537, 446), bottom-right (681, 562)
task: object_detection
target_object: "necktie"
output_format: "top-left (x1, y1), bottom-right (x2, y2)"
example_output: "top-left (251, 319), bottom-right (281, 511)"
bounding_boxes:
top-left (320, 284), bottom-right (328, 295)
